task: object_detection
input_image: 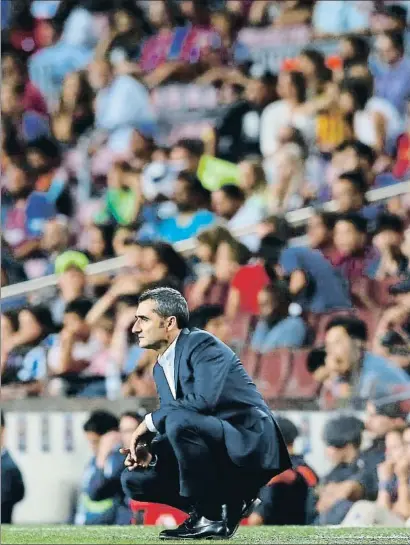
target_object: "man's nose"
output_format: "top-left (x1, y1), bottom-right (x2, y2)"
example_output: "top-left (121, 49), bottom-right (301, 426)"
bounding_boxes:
top-left (132, 321), bottom-right (141, 334)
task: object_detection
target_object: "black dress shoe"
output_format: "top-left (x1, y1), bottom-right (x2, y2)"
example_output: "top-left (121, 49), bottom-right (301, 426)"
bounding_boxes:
top-left (224, 498), bottom-right (261, 538)
top-left (159, 514), bottom-right (227, 540)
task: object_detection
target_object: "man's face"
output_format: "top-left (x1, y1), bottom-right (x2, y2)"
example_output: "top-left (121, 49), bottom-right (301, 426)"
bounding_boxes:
top-left (211, 191), bottom-right (239, 220)
top-left (119, 416), bottom-right (140, 448)
top-left (173, 179), bottom-right (193, 212)
top-left (334, 221), bottom-right (365, 255)
top-left (307, 214), bottom-right (330, 249)
top-left (132, 299), bottom-right (172, 350)
top-left (205, 316), bottom-right (231, 344)
top-left (245, 79), bottom-right (268, 106)
top-left (375, 35), bottom-right (401, 65)
top-left (333, 179), bottom-right (362, 212)
top-left (385, 430), bottom-right (404, 464)
top-left (42, 220), bottom-right (69, 252)
top-left (325, 326), bottom-right (360, 375)
top-left (326, 444), bottom-right (350, 466)
top-left (169, 147), bottom-right (196, 173)
top-left (365, 402), bottom-right (404, 438)
top-left (6, 163), bottom-right (30, 197)
top-left (85, 431), bottom-right (100, 455)
top-left (58, 267), bottom-right (86, 299)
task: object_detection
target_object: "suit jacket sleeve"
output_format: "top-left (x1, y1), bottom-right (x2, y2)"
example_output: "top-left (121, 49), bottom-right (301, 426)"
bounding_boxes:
top-left (151, 335), bottom-right (231, 433)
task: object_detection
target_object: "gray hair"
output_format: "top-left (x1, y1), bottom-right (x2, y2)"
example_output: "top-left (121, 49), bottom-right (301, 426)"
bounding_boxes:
top-left (138, 287), bottom-right (189, 328)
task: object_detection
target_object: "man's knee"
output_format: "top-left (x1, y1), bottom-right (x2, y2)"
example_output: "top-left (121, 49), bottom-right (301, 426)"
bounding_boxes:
top-left (121, 468), bottom-right (153, 500)
top-left (165, 409), bottom-right (197, 440)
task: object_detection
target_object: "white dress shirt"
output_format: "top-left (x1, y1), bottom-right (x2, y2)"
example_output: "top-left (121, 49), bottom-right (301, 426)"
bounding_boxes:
top-left (145, 334), bottom-right (180, 433)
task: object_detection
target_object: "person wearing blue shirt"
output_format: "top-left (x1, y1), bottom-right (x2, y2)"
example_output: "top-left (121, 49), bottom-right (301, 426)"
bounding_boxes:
top-left (265, 239), bottom-right (352, 313)
top-left (324, 316), bottom-right (410, 401)
top-left (156, 172), bottom-right (215, 244)
top-left (251, 282), bottom-right (307, 353)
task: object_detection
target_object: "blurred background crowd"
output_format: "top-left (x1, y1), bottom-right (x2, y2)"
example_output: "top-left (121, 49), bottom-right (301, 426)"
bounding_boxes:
top-left (1, 0), bottom-right (410, 528)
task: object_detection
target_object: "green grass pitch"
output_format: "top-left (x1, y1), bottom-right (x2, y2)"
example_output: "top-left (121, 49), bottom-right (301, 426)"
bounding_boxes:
top-left (2, 526), bottom-right (409, 544)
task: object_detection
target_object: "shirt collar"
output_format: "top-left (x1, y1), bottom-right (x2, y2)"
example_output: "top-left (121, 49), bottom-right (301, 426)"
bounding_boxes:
top-left (158, 332), bottom-right (181, 366)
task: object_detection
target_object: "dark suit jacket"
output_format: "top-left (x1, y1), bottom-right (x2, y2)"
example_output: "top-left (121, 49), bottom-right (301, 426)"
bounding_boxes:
top-left (1, 449), bottom-right (25, 523)
top-left (151, 328), bottom-right (291, 476)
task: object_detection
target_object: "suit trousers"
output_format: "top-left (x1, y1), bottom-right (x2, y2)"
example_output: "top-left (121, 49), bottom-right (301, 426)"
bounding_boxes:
top-left (121, 408), bottom-right (261, 511)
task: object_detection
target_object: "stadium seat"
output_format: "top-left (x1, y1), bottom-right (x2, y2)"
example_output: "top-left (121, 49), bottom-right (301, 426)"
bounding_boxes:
top-left (255, 349), bottom-right (292, 400)
top-left (281, 350), bottom-right (319, 399)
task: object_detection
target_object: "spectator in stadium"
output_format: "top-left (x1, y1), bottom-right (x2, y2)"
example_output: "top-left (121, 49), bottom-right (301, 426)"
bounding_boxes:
top-left (82, 223), bottom-right (114, 264)
top-left (1, 305), bottom-right (56, 399)
top-left (193, 226), bottom-right (236, 278)
top-left (189, 304), bottom-right (232, 346)
top-left (50, 260), bottom-right (89, 326)
top-left (331, 213), bottom-right (379, 296)
top-left (86, 411), bottom-right (144, 525)
top-left (212, 72), bottom-right (276, 162)
top-left (324, 315), bottom-right (410, 402)
top-left (155, 171), bottom-right (214, 244)
top-left (249, 415), bottom-right (318, 526)
top-left (1, 81), bottom-right (50, 143)
top-left (75, 410), bottom-right (121, 525)
top-left (260, 70), bottom-right (315, 158)
top-left (339, 35), bottom-right (370, 75)
top-left (392, 98), bottom-right (410, 179)
top-left (306, 210), bottom-right (336, 260)
top-left (342, 426), bottom-right (410, 526)
top-left (41, 216), bottom-right (71, 274)
top-left (47, 298), bottom-right (108, 397)
top-left (250, 282), bottom-right (307, 353)
top-left (1, 411), bottom-right (25, 524)
top-left (2, 155), bottom-right (56, 262)
top-left (332, 170), bottom-right (380, 221)
top-left (339, 76), bottom-right (403, 155)
top-left (373, 275), bottom-right (410, 370)
top-left (2, 50), bottom-right (47, 115)
top-left (237, 157), bottom-right (268, 212)
top-left (314, 415), bottom-right (369, 525)
top-left (169, 139), bottom-right (204, 176)
top-left (370, 31), bottom-right (410, 116)
top-left (211, 184), bottom-right (265, 250)
top-left (371, 213), bottom-right (408, 280)
top-left (51, 69), bottom-right (94, 145)
top-left (25, 136), bottom-right (74, 217)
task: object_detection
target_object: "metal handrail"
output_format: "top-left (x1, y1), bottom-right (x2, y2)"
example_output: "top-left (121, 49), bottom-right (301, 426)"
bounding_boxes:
top-left (1, 179), bottom-right (409, 300)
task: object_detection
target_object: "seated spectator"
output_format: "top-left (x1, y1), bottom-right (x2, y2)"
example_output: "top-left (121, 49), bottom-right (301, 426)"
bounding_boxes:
top-left (2, 81), bottom-right (50, 143)
top-left (306, 210), bottom-right (336, 260)
top-left (1, 305), bottom-right (56, 399)
top-left (169, 139), bottom-right (204, 176)
top-left (392, 98), bottom-right (410, 179)
top-left (254, 215), bottom-right (291, 247)
top-left (2, 51), bottom-right (47, 115)
top-left (41, 216), bottom-right (71, 274)
top-left (342, 426), bottom-right (410, 527)
top-left (237, 157), bottom-right (268, 212)
top-left (370, 31), bottom-right (410, 116)
top-left (1, 411), bottom-right (25, 524)
top-left (315, 415), bottom-right (369, 525)
top-left (211, 184), bottom-right (265, 250)
top-left (324, 316), bottom-right (410, 402)
top-left (112, 226), bottom-right (137, 257)
top-left (189, 304), bottom-right (232, 346)
top-left (2, 155), bottom-right (56, 262)
top-left (338, 35), bottom-right (370, 78)
top-left (268, 143), bottom-right (305, 214)
top-left (250, 282), bottom-right (307, 353)
top-left (51, 70), bottom-right (94, 146)
top-left (371, 213), bottom-right (408, 280)
top-left (373, 275), bottom-right (410, 370)
top-left (86, 411), bottom-right (143, 525)
top-left (50, 258), bottom-right (90, 326)
top-left (331, 213), bottom-right (379, 301)
top-left (47, 298), bottom-right (108, 397)
top-left (248, 416), bottom-right (318, 526)
top-left (332, 170), bottom-right (380, 221)
top-left (75, 410), bottom-right (122, 525)
top-left (26, 136), bottom-right (74, 217)
top-left (155, 171), bottom-right (214, 244)
top-left (260, 70), bottom-right (315, 158)
top-left (339, 77), bottom-right (403, 154)
top-left (193, 226), bottom-right (235, 278)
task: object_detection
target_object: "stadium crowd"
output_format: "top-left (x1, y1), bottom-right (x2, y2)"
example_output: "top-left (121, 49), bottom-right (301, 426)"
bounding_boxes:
top-left (1, 0), bottom-right (410, 530)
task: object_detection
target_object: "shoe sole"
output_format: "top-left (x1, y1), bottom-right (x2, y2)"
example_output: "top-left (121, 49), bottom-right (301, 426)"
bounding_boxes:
top-left (225, 498), bottom-right (262, 540)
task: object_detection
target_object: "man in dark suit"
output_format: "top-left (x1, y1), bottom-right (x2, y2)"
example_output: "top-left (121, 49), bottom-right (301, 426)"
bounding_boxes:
top-left (120, 287), bottom-right (291, 539)
top-left (1, 411), bottom-right (25, 523)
